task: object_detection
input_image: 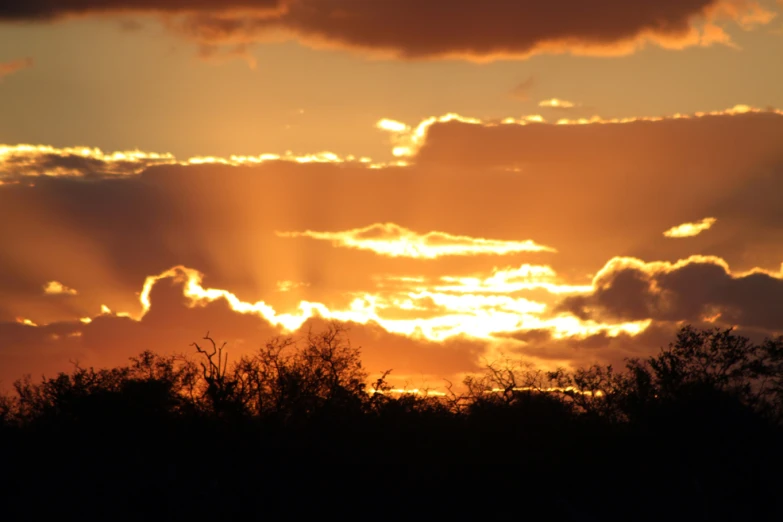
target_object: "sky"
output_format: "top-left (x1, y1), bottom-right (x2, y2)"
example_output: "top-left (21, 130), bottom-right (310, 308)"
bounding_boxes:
top-left (1, 0), bottom-right (783, 389)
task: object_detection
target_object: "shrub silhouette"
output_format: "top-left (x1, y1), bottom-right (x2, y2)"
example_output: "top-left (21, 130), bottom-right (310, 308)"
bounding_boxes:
top-left (1, 323), bottom-right (782, 521)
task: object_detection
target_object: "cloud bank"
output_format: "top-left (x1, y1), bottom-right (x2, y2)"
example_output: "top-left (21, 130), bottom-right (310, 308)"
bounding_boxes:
top-left (0, 0), bottom-right (777, 60)
top-left (559, 256), bottom-right (783, 331)
top-left (2, 106), bottom-right (783, 386)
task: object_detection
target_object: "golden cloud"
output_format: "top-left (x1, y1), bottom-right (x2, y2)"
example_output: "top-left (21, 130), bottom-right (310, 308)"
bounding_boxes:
top-left (0, 144), bottom-right (369, 181)
top-left (663, 217), bottom-right (718, 238)
top-left (2, 104), bottom-right (780, 183)
top-left (276, 223), bottom-right (556, 258)
top-left (539, 98), bottom-right (577, 109)
top-left (109, 262), bottom-right (649, 344)
top-left (43, 281), bottom-right (78, 296)
top-left (3, 105), bottom-right (783, 384)
top-left (434, 265), bottom-right (593, 295)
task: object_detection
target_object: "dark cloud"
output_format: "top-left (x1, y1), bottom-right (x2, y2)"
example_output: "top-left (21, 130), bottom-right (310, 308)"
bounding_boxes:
top-left (415, 111), bottom-right (783, 169)
top-left (504, 319), bottom-right (780, 371)
top-left (0, 146), bottom-right (174, 180)
top-left (0, 1), bottom-right (774, 60)
top-left (0, 1), bottom-right (280, 20)
top-left (506, 322), bottom-right (676, 368)
top-left (559, 256), bottom-right (783, 332)
top-left (205, 0), bottom-right (760, 59)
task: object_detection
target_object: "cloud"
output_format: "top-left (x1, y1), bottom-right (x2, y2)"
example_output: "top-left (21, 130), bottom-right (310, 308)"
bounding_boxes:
top-left (379, 104), bottom-right (783, 159)
top-left (276, 223), bottom-right (556, 258)
top-left (0, 144), bottom-right (176, 180)
top-left (0, 57), bottom-right (32, 79)
top-left (558, 256), bottom-right (783, 332)
top-left (0, 1), bottom-right (282, 20)
top-left (43, 281), bottom-right (78, 296)
top-left (2, 106), bottom-right (783, 381)
top-left (539, 98), bottom-right (577, 109)
top-left (0, 271), bottom-right (489, 388)
top-left (509, 76), bottom-right (536, 101)
top-left (376, 119), bottom-right (409, 133)
top-left (503, 321), bottom-right (680, 369)
top-left (663, 217), bottom-right (717, 238)
top-left (537, 97), bottom-right (597, 115)
top-left (0, 144), bottom-right (367, 182)
top-left (0, 1), bottom-right (777, 61)
top-left (178, 0), bottom-right (779, 60)
top-left (4, 105), bottom-right (778, 183)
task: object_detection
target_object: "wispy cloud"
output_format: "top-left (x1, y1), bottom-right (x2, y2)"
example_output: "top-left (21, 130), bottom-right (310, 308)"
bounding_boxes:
top-left (276, 223), bottom-right (556, 258)
top-left (0, 144), bottom-right (369, 181)
top-left (0, 57), bottom-right (33, 80)
top-left (539, 98), bottom-right (577, 109)
top-left (663, 217), bottom-right (717, 238)
top-left (510, 76), bottom-right (536, 101)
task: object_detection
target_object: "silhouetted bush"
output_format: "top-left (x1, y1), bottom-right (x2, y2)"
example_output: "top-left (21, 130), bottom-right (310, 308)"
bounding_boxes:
top-left (1, 323), bottom-right (782, 521)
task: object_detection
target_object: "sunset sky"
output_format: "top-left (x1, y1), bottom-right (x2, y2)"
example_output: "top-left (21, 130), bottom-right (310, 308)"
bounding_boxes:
top-left (2, 0), bottom-right (783, 389)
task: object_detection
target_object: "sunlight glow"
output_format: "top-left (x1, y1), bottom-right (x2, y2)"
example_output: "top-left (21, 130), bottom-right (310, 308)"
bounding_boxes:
top-left (663, 217), bottom-right (717, 238)
top-left (539, 98), bottom-right (576, 108)
top-left (376, 119), bottom-right (409, 133)
top-left (43, 281), bottom-right (78, 296)
top-left (133, 265), bottom-right (650, 344)
top-left (435, 264), bottom-right (593, 295)
top-left (276, 223), bottom-right (556, 258)
top-left (378, 113), bottom-right (483, 158)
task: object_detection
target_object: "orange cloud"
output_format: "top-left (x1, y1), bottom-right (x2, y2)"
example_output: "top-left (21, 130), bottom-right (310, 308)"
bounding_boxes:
top-left (128, 256), bottom-right (649, 347)
top-left (378, 104), bottom-right (783, 160)
top-left (3, 104), bottom-right (779, 183)
top-left (663, 217), bottom-right (717, 238)
top-left (276, 223), bottom-right (556, 258)
top-left (1, 1), bottom-right (776, 61)
top-left (23, 260), bottom-right (648, 353)
top-left (3, 106), bottom-right (783, 384)
top-left (206, 0), bottom-right (775, 60)
top-left (0, 57), bottom-right (33, 79)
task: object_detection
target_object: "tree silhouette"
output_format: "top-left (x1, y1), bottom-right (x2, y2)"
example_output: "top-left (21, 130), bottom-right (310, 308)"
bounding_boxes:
top-left (1, 324), bottom-right (782, 521)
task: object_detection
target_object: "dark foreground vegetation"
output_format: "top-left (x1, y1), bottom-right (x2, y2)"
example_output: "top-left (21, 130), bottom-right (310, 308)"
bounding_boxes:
top-left (2, 325), bottom-right (783, 521)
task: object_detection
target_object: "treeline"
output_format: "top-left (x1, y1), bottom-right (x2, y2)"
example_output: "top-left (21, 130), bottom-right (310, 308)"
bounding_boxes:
top-left (2, 325), bottom-right (783, 521)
